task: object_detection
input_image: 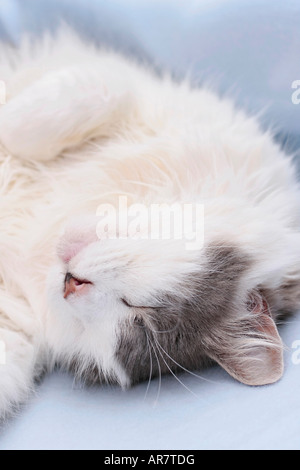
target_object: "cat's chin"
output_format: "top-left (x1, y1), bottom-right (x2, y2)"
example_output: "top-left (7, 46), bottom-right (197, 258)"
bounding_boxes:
top-left (47, 265), bottom-right (107, 323)
top-left (47, 243), bottom-right (98, 322)
top-left (45, 265), bottom-right (131, 388)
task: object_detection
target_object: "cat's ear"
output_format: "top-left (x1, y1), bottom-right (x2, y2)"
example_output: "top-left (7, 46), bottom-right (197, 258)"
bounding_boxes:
top-left (0, 66), bottom-right (130, 162)
top-left (208, 292), bottom-right (284, 386)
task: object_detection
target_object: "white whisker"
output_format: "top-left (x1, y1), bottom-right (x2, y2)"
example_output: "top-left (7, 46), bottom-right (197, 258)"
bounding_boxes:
top-left (146, 335), bottom-right (162, 406)
top-left (152, 336), bottom-right (199, 398)
top-left (144, 332), bottom-right (153, 401)
top-left (154, 336), bottom-right (221, 385)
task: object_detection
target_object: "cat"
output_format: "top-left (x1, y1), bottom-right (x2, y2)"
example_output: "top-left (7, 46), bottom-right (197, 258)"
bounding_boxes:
top-left (0, 29), bottom-right (300, 418)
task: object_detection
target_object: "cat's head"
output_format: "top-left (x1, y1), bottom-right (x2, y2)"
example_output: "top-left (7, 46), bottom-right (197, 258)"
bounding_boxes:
top-left (47, 214), bottom-right (285, 388)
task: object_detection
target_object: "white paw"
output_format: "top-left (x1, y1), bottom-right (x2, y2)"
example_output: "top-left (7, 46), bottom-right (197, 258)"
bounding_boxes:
top-left (0, 66), bottom-right (127, 162)
top-left (0, 328), bottom-right (35, 418)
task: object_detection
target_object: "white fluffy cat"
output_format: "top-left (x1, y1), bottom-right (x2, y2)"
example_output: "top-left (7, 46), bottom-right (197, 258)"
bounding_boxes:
top-left (0, 30), bottom-right (300, 418)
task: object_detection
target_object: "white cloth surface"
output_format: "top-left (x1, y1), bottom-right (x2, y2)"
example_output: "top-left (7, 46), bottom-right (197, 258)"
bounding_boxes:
top-left (0, 314), bottom-right (299, 450)
top-left (0, 0), bottom-right (299, 450)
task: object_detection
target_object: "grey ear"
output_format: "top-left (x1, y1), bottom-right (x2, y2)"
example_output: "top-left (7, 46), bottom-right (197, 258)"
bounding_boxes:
top-left (207, 293), bottom-right (284, 386)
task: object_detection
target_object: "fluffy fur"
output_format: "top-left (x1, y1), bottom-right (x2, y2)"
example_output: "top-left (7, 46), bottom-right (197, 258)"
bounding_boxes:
top-left (0, 30), bottom-right (300, 418)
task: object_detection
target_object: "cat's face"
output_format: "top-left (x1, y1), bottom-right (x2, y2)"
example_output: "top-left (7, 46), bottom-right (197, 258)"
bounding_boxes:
top-left (47, 216), bottom-right (284, 388)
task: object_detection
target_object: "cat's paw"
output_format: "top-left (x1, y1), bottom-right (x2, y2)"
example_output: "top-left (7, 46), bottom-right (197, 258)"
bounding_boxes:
top-left (0, 328), bottom-right (36, 419)
top-left (0, 66), bottom-right (129, 162)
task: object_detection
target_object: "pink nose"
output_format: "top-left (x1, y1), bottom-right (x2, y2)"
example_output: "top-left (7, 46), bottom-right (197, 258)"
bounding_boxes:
top-left (64, 273), bottom-right (92, 299)
top-left (64, 275), bottom-right (80, 298)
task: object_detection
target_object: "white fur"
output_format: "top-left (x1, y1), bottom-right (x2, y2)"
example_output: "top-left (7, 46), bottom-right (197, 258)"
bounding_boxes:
top-left (0, 30), bottom-right (300, 417)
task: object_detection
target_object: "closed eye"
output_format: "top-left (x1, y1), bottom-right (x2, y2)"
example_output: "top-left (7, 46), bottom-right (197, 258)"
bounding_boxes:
top-left (121, 298), bottom-right (135, 308)
top-left (121, 298), bottom-right (162, 310)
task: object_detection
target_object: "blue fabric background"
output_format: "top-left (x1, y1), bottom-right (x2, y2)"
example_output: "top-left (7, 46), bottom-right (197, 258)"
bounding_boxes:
top-left (0, 0), bottom-right (299, 450)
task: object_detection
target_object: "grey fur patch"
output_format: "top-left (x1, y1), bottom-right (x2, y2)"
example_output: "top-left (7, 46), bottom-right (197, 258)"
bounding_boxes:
top-left (278, 280), bottom-right (300, 312)
top-left (261, 280), bottom-right (300, 320)
top-left (115, 245), bottom-right (251, 386)
top-left (68, 357), bottom-right (119, 386)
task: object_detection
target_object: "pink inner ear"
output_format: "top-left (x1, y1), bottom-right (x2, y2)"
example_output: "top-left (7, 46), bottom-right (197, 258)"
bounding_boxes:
top-left (247, 291), bottom-right (276, 338)
top-left (210, 290), bottom-right (284, 387)
top-left (247, 291), bottom-right (271, 317)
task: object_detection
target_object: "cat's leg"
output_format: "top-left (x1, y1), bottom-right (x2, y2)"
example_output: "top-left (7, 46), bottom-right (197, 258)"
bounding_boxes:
top-left (0, 65), bottom-right (132, 162)
top-left (0, 290), bottom-right (40, 418)
top-left (0, 329), bottom-right (36, 418)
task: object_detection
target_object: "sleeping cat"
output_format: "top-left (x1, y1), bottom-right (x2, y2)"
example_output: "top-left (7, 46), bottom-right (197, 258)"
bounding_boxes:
top-left (0, 29), bottom-right (300, 418)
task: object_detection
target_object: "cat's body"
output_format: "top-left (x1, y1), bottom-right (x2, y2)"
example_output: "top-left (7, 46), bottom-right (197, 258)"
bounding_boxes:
top-left (0, 30), bottom-right (300, 417)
